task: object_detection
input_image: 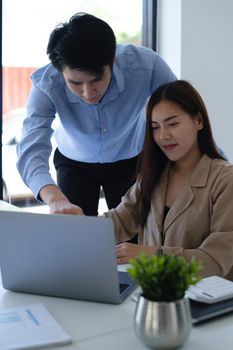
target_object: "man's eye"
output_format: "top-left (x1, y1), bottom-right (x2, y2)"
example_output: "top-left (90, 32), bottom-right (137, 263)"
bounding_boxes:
top-left (71, 81), bottom-right (82, 86)
top-left (93, 77), bottom-right (102, 82)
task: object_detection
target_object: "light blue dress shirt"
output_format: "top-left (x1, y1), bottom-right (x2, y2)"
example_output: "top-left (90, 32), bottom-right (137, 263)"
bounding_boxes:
top-left (17, 44), bottom-right (176, 199)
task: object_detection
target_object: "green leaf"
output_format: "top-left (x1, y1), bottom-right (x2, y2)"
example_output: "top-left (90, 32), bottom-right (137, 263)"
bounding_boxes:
top-left (128, 253), bottom-right (202, 302)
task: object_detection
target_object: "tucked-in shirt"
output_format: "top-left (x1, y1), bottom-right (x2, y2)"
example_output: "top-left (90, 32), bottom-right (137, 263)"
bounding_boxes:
top-left (105, 155), bottom-right (233, 280)
top-left (16, 44), bottom-right (176, 199)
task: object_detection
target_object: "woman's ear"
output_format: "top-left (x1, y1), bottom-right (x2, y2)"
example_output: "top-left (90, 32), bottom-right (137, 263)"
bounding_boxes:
top-left (196, 112), bottom-right (203, 130)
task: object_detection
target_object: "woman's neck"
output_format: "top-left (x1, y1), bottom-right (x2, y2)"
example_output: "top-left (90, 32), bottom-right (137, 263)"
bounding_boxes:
top-left (171, 150), bottom-right (202, 176)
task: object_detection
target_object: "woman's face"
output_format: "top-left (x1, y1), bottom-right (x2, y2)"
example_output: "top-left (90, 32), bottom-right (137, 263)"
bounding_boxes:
top-left (151, 100), bottom-right (203, 164)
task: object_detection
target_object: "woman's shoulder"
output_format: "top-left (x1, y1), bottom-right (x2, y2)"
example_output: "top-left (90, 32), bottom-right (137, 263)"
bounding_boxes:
top-left (194, 155), bottom-right (233, 187)
top-left (210, 158), bottom-right (233, 184)
top-left (211, 158), bottom-right (233, 172)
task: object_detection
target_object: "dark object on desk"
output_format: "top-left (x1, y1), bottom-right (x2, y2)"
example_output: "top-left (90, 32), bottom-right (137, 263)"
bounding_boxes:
top-left (190, 297), bottom-right (233, 324)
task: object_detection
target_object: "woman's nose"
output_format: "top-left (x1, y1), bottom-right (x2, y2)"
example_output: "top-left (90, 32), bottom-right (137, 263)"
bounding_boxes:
top-left (159, 127), bottom-right (171, 141)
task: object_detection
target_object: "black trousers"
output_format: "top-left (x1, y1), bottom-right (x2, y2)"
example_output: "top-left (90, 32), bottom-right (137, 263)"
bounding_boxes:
top-left (54, 148), bottom-right (138, 211)
top-left (54, 149), bottom-right (138, 243)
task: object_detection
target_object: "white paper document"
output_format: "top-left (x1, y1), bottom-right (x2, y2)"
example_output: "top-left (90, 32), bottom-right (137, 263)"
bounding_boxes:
top-left (0, 303), bottom-right (72, 349)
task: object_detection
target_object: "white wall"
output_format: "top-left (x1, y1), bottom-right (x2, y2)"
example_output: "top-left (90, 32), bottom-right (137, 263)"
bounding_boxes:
top-left (157, 0), bottom-right (182, 78)
top-left (157, 0), bottom-right (233, 162)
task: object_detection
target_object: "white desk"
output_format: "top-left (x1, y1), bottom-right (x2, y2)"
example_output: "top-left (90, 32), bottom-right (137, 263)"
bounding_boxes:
top-left (1, 200), bottom-right (233, 349)
top-left (1, 272), bottom-right (233, 350)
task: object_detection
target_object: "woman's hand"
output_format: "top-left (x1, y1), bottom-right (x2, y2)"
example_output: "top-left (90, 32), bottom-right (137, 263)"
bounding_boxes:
top-left (115, 242), bottom-right (156, 264)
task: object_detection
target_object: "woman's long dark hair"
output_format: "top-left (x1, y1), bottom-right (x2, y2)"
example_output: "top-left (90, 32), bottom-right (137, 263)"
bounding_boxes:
top-left (137, 80), bottom-right (224, 228)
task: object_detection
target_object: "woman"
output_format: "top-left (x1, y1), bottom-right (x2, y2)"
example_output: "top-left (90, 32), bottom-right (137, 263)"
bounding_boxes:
top-left (105, 80), bottom-right (233, 278)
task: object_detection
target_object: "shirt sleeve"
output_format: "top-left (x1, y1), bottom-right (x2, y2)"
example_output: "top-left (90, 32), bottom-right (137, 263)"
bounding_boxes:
top-left (162, 170), bottom-right (233, 278)
top-left (16, 83), bottom-right (58, 201)
top-left (150, 52), bottom-right (177, 93)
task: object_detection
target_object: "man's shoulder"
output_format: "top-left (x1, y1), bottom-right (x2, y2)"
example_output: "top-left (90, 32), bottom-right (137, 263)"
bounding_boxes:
top-left (31, 64), bottom-right (64, 90)
top-left (115, 44), bottom-right (158, 69)
top-left (116, 43), bottom-right (154, 55)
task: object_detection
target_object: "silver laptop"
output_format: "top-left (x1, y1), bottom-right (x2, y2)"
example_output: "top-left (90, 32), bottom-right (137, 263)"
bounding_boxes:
top-left (0, 210), bottom-right (137, 304)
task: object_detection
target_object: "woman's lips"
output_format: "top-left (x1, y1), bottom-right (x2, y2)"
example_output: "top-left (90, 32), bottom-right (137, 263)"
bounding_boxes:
top-left (163, 144), bottom-right (177, 151)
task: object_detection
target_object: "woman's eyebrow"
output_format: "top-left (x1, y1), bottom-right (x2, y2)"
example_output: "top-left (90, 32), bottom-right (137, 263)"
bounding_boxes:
top-left (151, 115), bottom-right (179, 123)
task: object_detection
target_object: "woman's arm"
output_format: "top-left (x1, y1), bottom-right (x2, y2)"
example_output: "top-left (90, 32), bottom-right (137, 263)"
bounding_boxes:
top-left (115, 243), bottom-right (157, 264)
top-left (161, 170), bottom-right (233, 278)
top-left (104, 181), bottom-right (141, 243)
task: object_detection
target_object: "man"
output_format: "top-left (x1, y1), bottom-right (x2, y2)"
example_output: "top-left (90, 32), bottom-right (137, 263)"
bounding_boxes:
top-left (17, 12), bottom-right (176, 217)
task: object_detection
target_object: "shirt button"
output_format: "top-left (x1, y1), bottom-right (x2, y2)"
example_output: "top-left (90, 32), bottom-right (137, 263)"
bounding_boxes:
top-left (103, 128), bottom-right (107, 133)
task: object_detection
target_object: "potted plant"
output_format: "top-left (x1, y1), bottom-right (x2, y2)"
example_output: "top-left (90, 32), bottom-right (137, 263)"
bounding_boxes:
top-left (128, 253), bottom-right (202, 350)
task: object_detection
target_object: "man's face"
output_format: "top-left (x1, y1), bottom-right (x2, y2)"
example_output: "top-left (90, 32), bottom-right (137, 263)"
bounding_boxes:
top-left (62, 65), bottom-right (112, 104)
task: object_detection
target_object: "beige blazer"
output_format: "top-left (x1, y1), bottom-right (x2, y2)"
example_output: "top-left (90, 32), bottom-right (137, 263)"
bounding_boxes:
top-left (105, 155), bottom-right (233, 279)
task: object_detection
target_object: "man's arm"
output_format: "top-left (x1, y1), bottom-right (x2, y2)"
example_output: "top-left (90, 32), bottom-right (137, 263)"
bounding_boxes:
top-left (16, 82), bottom-right (56, 200)
top-left (40, 184), bottom-right (84, 215)
top-left (150, 50), bottom-right (177, 93)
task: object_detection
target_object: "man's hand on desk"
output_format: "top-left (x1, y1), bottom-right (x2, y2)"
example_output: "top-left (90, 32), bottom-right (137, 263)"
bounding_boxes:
top-left (39, 184), bottom-right (84, 215)
top-left (115, 243), bottom-right (156, 264)
top-left (49, 199), bottom-right (84, 215)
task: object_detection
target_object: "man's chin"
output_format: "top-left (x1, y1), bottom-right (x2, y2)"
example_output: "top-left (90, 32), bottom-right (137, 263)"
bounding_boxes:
top-left (82, 96), bottom-right (101, 104)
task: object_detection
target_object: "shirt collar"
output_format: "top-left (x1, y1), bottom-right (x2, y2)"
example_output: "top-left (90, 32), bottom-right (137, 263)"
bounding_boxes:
top-left (112, 64), bottom-right (125, 93)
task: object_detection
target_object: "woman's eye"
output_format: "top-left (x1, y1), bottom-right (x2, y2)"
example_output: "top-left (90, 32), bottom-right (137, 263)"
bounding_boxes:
top-left (168, 122), bottom-right (178, 127)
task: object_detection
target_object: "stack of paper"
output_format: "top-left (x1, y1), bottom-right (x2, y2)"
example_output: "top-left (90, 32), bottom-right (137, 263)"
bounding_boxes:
top-left (0, 303), bottom-right (72, 349)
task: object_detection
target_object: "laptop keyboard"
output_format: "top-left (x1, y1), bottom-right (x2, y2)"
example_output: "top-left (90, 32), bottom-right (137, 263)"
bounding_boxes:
top-left (119, 283), bottom-right (129, 294)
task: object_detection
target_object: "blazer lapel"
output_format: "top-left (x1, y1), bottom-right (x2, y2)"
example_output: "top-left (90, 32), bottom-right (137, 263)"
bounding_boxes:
top-left (163, 185), bottom-right (194, 233)
top-left (152, 165), bottom-right (169, 241)
top-left (163, 155), bottom-right (212, 234)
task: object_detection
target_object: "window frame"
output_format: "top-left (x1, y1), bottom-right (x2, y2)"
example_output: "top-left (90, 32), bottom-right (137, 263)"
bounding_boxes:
top-left (142, 0), bottom-right (157, 50)
top-left (0, 0), bottom-right (3, 200)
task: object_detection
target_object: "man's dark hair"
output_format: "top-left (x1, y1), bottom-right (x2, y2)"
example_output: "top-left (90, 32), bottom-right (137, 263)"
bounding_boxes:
top-left (47, 12), bottom-right (116, 74)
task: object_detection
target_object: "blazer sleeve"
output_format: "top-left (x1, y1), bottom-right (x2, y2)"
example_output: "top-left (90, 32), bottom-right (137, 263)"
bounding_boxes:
top-left (162, 169), bottom-right (233, 278)
top-left (104, 182), bottom-right (140, 243)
